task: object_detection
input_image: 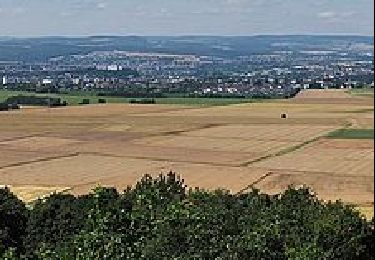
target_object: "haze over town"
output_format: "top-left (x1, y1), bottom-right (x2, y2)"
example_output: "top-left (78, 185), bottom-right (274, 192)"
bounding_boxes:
top-left (0, 0), bottom-right (373, 36)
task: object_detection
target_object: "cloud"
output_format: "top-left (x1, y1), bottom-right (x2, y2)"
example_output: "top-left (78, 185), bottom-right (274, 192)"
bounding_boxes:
top-left (317, 11), bottom-right (356, 20)
top-left (159, 8), bottom-right (168, 14)
top-left (317, 11), bottom-right (336, 19)
top-left (97, 2), bottom-right (107, 9)
top-left (225, 0), bottom-right (246, 4)
top-left (59, 11), bottom-right (73, 17)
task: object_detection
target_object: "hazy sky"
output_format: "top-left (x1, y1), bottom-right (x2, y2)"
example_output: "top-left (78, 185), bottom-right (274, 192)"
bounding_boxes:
top-left (0, 0), bottom-right (373, 36)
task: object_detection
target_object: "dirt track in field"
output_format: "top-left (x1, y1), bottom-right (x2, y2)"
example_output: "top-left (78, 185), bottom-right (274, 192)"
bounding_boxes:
top-left (0, 90), bottom-right (373, 217)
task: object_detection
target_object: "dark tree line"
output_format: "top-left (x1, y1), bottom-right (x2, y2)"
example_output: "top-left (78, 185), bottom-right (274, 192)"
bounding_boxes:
top-left (4, 95), bottom-right (67, 107)
top-left (1, 173), bottom-right (374, 259)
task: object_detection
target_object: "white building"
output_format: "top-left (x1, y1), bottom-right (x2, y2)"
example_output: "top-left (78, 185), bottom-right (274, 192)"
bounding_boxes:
top-left (72, 78), bottom-right (80, 85)
top-left (42, 78), bottom-right (53, 85)
top-left (107, 65), bottom-right (119, 71)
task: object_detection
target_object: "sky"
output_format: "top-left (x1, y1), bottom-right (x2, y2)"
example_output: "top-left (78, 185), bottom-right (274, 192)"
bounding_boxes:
top-left (0, 0), bottom-right (373, 36)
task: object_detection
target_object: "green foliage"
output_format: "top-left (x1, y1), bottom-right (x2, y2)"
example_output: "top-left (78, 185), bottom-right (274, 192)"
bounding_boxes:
top-left (0, 188), bottom-right (28, 254)
top-left (0, 90), bottom-right (258, 107)
top-left (24, 194), bottom-right (87, 254)
top-left (327, 128), bottom-right (374, 139)
top-left (0, 174), bottom-right (373, 259)
top-left (347, 88), bottom-right (374, 97)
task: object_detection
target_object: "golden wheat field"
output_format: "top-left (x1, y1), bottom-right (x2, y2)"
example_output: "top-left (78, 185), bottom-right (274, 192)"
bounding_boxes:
top-left (0, 90), bottom-right (373, 218)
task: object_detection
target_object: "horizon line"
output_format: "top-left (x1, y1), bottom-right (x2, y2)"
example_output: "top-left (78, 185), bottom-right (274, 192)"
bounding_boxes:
top-left (0, 33), bottom-right (374, 39)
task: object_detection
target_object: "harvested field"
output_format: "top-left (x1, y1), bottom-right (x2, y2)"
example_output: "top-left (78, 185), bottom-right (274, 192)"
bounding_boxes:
top-left (251, 139), bottom-right (374, 176)
top-left (291, 89), bottom-right (374, 105)
top-left (0, 90), bottom-right (373, 212)
top-left (0, 136), bottom-right (82, 150)
top-left (295, 89), bottom-right (353, 99)
top-left (251, 171), bottom-right (373, 205)
top-left (133, 135), bottom-right (300, 154)
top-left (5, 186), bottom-right (71, 203)
top-left (356, 205), bottom-right (375, 220)
top-left (0, 150), bottom-right (77, 169)
top-left (182, 124), bottom-right (337, 142)
top-left (0, 154), bottom-right (266, 195)
top-left (249, 138), bottom-right (374, 214)
top-left (349, 113), bottom-right (374, 129)
top-left (78, 143), bottom-right (255, 166)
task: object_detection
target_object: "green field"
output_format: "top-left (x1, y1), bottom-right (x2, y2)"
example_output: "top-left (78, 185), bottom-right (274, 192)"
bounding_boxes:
top-left (347, 88), bottom-right (374, 97)
top-left (327, 129), bottom-right (374, 139)
top-left (0, 90), bottom-right (258, 107)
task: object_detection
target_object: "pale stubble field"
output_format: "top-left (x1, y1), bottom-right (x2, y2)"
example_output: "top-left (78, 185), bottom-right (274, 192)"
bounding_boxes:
top-left (0, 90), bottom-right (373, 217)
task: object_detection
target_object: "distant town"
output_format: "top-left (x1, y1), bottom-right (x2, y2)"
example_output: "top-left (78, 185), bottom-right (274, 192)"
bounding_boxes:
top-left (0, 36), bottom-right (373, 98)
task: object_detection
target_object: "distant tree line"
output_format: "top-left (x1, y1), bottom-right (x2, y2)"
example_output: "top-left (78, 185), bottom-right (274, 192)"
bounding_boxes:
top-left (97, 88), bottom-right (301, 99)
top-left (98, 92), bottom-right (165, 98)
top-left (4, 95), bottom-right (67, 107)
top-left (129, 98), bottom-right (156, 104)
top-left (0, 173), bottom-right (373, 259)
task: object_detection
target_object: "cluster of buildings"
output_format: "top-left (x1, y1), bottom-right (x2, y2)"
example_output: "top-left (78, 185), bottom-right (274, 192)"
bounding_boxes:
top-left (0, 48), bottom-right (373, 97)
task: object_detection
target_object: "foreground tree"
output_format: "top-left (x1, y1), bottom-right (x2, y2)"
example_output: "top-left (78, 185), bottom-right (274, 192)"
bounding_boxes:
top-left (1, 174), bottom-right (373, 259)
top-left (0, 187), bottom-right (27, 254)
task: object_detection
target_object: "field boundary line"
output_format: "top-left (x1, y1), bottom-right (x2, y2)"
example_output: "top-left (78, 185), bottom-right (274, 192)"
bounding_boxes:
top-left (0, 133), bottom-right (48, 144)
top-left (163, 123), bottom-right (223, 136)
top-left (80, 151), bottom-right (240, 167)
top-left (237, 171), bottom-right (275, 194)
top-left (0, 152), bottom-right (80, 170)
top-left (240, 136), bottom-right (322, 167)
top-left (248, 168), bottom-right (373, 177)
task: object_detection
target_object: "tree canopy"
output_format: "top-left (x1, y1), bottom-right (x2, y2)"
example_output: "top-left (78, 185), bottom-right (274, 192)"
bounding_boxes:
top-left (0, 173), bottom-right (373, 259)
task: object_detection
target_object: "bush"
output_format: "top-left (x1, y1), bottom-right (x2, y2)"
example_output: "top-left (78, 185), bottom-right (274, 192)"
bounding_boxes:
top-left (0, 103), bottom-right (8, 111)
top-left (79, 99), bottom-right (90, 105)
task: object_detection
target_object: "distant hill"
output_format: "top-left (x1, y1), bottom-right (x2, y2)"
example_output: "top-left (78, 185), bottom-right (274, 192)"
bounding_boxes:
top-left (0, 35), bottom-right (373, 61)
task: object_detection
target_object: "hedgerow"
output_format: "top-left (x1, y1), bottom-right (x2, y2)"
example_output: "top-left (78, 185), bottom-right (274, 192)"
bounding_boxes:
top-left (0, 172), bottom-right (373, 259)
